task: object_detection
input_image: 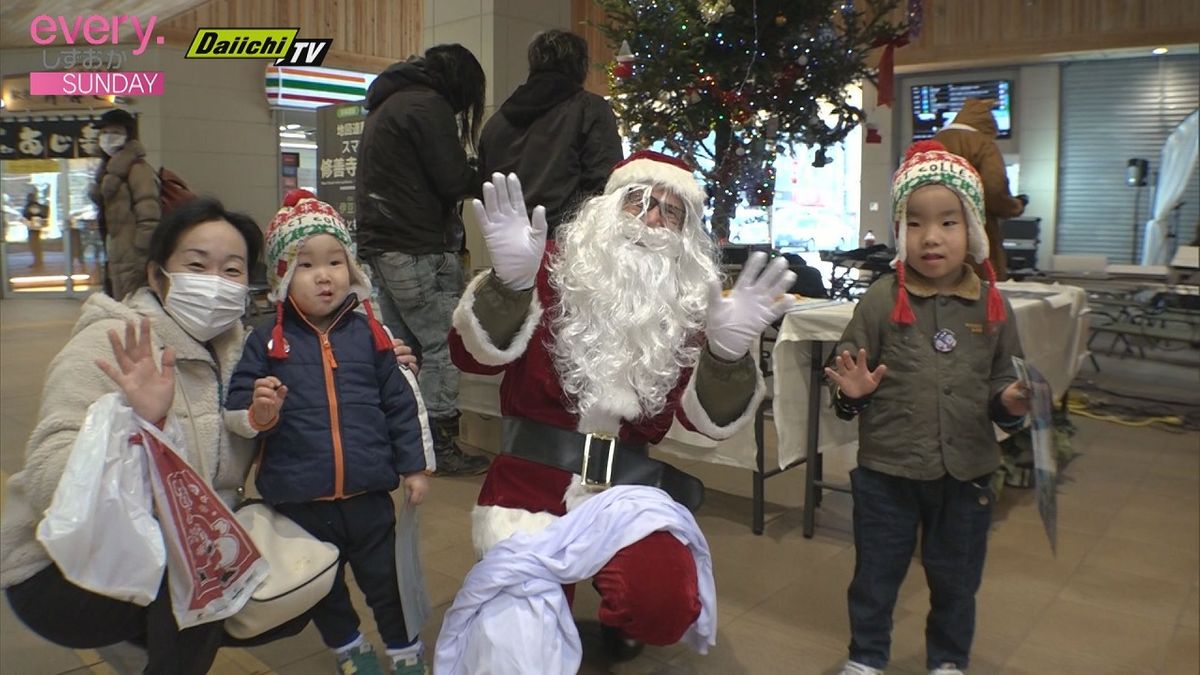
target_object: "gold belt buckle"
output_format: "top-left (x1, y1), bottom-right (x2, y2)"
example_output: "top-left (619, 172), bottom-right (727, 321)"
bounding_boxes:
top-left (580, 432), bottom-right (616, 490)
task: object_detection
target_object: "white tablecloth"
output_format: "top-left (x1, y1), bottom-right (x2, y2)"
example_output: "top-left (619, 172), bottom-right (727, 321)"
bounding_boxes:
top-left (460, 282), bottom-right (1092, 472)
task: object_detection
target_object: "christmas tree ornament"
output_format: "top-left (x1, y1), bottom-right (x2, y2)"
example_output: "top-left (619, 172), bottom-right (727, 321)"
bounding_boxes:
top-left (612, 40), bottom-right (635, 80)
top-left (774, 14), bottom-right (788, 27)
top-left (700, 0), bottom-right (734, 24)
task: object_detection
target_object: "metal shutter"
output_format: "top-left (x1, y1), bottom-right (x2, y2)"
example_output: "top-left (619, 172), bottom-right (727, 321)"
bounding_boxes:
top-left (1057, 55), bottom-right (1200, 262)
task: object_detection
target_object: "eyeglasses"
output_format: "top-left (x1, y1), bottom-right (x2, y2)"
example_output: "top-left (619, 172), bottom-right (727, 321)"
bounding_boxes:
top-left (623, 189), bottom-right (686, 229)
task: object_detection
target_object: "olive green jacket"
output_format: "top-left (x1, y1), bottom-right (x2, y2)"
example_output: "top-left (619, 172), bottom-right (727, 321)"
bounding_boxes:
top-left (834, 266), bottom-right (1024, 481)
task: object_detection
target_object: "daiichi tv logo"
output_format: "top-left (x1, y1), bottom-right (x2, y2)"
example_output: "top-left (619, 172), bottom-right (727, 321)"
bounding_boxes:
top-left (185, 28), bottom-right (332, 66)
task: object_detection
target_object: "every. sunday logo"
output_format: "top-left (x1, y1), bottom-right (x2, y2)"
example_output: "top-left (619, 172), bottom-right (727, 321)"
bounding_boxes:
top-left (28, 13), bottom-right (164, 96)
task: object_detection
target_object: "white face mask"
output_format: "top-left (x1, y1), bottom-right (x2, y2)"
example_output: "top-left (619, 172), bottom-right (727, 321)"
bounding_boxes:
top-left (161, 272), bottom-right (248, 342)
top-left (99, 132), bottom-right (127, 156)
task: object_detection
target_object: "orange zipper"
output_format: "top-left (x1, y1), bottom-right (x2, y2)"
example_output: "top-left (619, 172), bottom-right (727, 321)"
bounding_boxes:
top-left (291, 298), bottom-right (354, 498)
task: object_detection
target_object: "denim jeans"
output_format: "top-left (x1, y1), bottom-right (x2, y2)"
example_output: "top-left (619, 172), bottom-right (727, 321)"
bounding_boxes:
top-left (369, 251), bottom-right (464, 419)
top-left (847, 466), bottom-right (993, 670)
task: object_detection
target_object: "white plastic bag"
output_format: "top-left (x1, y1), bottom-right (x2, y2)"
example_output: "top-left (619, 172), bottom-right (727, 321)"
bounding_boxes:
top-left (139, 422), bottom-right (269, 629)
top-left (36, 393), bottom-right (166, 606)
top-left (395, 492), bottom-right (431, 643)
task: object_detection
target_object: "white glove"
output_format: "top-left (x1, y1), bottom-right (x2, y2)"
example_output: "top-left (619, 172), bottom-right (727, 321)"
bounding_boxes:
top-left (705, 252), bottom-right (797, 361)
top-left (469, 172), bottom-right (548, 290)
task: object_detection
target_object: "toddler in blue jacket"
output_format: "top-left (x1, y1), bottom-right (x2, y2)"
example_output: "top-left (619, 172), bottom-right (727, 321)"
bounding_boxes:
top-left (226, 190), bottom-right (433, 675)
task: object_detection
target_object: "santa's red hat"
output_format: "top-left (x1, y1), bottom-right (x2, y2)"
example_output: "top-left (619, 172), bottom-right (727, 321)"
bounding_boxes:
top-left (605, 150), bottom-right (706, 224)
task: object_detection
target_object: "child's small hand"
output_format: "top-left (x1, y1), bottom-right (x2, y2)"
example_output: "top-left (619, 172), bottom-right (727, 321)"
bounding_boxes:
top-left (392, 338), bottom-right (419, 375)
top-left (1001, 380), bottom-right (1031, 417)
top-left (824, 348), bottom-right (888, 400)
top-left (251, 376), bottom-right (287, 427)
top-left (403, 472), bottom-right (430, 506)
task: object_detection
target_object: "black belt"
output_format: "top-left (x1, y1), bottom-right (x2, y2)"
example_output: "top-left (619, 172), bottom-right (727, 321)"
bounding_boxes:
top-left (501, 416), bottom-right (705, 512)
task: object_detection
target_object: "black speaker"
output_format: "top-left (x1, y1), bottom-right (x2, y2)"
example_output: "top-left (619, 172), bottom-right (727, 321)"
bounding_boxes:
top-left (1001, 217), bottom-right (1041, 272)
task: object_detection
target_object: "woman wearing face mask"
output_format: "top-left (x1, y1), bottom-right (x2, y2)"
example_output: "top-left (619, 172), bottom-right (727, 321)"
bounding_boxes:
top-left (1, 198), bottom-right (267, 674)
top-left (90, 107), bottom-right (161, 300)
top-left (1, 197), bottom-right (421, 674)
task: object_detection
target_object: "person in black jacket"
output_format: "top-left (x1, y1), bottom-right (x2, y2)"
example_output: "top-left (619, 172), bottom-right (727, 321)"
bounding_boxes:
top-left (356, 43), bottom-right (489, 476)
top-left (478, 30), bottom-right (623, 238)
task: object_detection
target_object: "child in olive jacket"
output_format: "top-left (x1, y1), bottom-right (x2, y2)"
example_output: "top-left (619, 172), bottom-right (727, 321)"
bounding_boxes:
top-left (828, 141), bottom-right (1030, 675)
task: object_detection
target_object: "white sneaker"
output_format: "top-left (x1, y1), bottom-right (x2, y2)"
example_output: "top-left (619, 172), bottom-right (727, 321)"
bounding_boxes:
top-left (929, 664), bottom-right (964, 675)
top-left (841, 661), bottom-right (885, 675)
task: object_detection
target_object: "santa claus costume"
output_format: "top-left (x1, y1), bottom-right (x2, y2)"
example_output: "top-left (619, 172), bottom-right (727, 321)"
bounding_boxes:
top-left (448, 151), bottom-right (796, 656)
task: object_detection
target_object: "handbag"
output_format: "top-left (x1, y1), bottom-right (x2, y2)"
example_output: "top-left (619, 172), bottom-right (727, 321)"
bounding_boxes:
top-left (223, 501), bottom-right (340, 639)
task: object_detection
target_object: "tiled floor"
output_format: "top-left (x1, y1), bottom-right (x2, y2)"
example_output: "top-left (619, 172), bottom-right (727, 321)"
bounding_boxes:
top-left (0, 296), bottom-right (1197, 674)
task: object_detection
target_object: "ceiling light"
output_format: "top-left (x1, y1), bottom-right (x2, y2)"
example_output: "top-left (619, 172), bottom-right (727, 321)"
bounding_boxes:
top-left (280, 142), bottom-right (318, 150)
top-left (1152, 47), bottom-right (1168, 55)
top-left (285, 123), bottom-right (302, 129)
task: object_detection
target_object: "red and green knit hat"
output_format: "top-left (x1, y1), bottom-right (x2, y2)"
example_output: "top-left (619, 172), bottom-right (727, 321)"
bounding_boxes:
top-left (889, 140), bottom-right (1005, 325)
top-left (263, 189), bottom-right (390, 359)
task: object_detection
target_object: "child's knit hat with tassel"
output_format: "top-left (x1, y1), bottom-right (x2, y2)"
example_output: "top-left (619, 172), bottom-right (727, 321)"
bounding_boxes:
top-left (263, 189), bottom-right (390, 358)
top-left (889, 140), bottom-right (1006, 325)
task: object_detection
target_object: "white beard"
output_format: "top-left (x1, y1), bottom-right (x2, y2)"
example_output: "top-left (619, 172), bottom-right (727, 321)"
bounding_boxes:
top-left (548, 189), bottom-right (719, 430)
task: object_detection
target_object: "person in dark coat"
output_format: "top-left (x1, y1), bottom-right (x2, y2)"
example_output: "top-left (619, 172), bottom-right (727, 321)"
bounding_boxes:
top-left (89, 108), bottom-right (161, 298)
top-left (478, 29), bottom-right (624, 238)
top-left (355, 43), bottom-right (489, 476)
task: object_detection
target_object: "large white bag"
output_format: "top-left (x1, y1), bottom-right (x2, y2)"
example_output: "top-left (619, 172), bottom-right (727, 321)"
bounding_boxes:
top-left (36, 393), bottom-right (166, 606)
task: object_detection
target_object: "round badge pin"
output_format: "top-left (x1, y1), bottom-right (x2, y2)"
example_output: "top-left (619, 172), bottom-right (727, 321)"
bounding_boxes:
top-left (932, 328), bottom-right (957, 353)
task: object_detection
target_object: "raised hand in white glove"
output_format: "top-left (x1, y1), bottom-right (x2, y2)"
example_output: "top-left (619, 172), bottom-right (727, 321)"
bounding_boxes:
top-left (705, 252), bottom-right (797, 361)
top-left (469, 172), bottom-right (548, 290)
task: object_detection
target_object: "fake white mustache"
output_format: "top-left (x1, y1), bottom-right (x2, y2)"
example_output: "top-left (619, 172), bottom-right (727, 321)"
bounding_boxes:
top-left (613, 213), bottom-right (683, 256)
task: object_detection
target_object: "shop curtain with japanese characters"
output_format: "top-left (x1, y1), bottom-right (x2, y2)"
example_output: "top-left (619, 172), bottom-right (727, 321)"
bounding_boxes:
top-left (0, 114), bottom-right (124, 160)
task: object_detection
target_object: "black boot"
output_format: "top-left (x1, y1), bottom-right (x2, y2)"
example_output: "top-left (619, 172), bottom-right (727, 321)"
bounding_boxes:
top-left (600, 624), bottom-right (644, 661)
top-left (431, 414), bottom-right (490, 476)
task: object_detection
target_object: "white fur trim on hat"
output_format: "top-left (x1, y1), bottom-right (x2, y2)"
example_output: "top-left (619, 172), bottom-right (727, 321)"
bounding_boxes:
top-left (605, 151), bottom-right (706, 217)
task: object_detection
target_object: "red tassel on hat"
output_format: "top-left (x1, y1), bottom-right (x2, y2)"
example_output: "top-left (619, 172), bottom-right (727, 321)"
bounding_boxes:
top-left (362, 300), bottom-right (392, 353)
top-left (268, 301), bottom-right (289, 359)
top-left (890, 264), bottom-right (916, 325)
top-left (984, 260), bottom-right (1007, 325)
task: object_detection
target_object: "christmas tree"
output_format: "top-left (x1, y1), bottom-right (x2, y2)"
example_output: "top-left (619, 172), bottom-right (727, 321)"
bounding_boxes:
top-left (597, 0), bottom-right (910, 239)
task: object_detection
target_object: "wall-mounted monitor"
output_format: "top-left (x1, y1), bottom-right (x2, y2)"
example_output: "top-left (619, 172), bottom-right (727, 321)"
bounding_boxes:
top-left (910, 80), bottom-right (1012, 141)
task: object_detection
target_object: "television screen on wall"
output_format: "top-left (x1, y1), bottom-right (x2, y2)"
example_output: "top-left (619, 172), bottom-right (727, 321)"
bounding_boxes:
top-left (910, 80), bottom-right (1012, 140)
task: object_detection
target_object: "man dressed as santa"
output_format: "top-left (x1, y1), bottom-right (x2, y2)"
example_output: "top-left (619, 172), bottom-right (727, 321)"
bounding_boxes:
top-left (448, 150), bottom-right (795, 656)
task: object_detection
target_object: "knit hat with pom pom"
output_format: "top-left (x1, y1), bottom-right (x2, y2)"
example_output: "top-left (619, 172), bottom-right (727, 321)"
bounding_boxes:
top-left (889, 139), bottom-right (1005, 326)
top-left (263, 189), bottom-right (390, 359)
